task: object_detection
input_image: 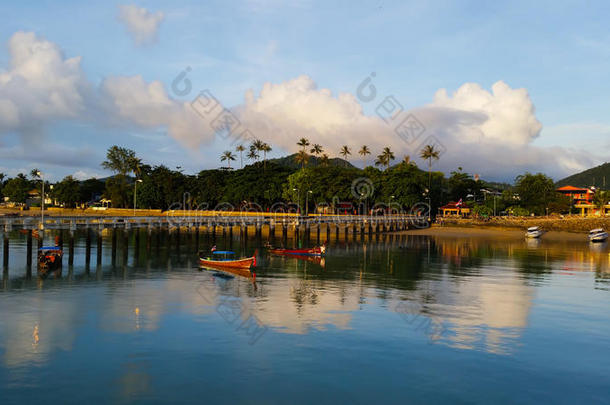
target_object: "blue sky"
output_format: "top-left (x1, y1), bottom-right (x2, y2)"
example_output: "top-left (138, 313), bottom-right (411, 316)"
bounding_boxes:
top-left (0, 0), bottom-right (609, 181)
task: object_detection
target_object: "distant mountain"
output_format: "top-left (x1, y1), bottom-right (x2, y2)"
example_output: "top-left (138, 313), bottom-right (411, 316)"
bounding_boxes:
top-left (556, 162), bottom-right (610, 189)
top-left (267, 154), bottom-right (357, 169)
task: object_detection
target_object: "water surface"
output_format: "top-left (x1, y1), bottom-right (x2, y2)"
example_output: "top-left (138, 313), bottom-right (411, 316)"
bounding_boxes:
top-left (1, 231), bottom-right (609, 404)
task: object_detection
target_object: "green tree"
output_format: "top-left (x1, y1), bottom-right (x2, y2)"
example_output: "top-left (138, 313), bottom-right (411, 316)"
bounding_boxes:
top-left (319, 154), bottom-right (329, 167)
top-left (101, 146), bottom-right (139, 208)
top-left (3, 174), bottom-right (31, 203)
top-left (295, 150), bottom-right (310, 169)
top-left (514, 173), bottom-right (557, 215)
top-left (52, 176), bottom-right (81, 208)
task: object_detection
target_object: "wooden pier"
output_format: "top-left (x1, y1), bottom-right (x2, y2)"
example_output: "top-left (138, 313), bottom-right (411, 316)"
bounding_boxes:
top-left (1, 214), bottom-right (424, 271)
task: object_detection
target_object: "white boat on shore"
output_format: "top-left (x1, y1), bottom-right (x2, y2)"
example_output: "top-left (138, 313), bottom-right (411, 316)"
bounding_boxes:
top-left (525, 226), bottom-right (543, 239)
top-left (588, 228), bottom-right (608, 243)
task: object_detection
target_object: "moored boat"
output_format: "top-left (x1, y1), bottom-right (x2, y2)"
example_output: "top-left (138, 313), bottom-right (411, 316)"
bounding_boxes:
top-left (268, 245), bottom-right (326, 256)
top-left (525, 226), bottom-right (543, 239)
top-left (37, 246), bottom-right (63, 276)
top-left (199, 250), bottom-right (256, 269)
top-left (588, 228), bottom-right (608, 243)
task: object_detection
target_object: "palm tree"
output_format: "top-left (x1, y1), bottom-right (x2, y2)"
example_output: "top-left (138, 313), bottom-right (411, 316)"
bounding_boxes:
top-left (261, 143), bottom-right (272, 170)
top-left (297, 138), bottom-right (310, 152)
top-left (220, 151), bottom-right (236, 168)
top-left (374, 154), bottom-right (387, 168)
top-left (310, 144), bottom-right (323, 156)
top-left (295, 150), bottom-right (310, 169)
top-left (247, 148), bottom-right (259, 162)
top-left (380, 147), bottom-right (395, 170)
top-left (594, 190), bottom-right (609, 210)
top-left (340, 145), bottom-right (351, 167)
top-left (358, 145), bottom-right (370, 168)
top-left (319, 153), bottom-right (329, 167)
top-left (236, 145), bottom-right (245, 169)
top-left (420, 144), bottom-right (441, 216)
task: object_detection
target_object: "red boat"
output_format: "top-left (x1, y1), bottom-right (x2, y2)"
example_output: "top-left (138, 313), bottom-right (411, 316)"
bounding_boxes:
top-left (268, 245), bottom-right (326, 256)
top-left (199, 250), bottom-right (256, 270)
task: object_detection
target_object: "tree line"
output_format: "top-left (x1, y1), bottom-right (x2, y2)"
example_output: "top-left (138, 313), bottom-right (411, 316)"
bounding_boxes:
top-left (0, 141), bottom-right (583, 217)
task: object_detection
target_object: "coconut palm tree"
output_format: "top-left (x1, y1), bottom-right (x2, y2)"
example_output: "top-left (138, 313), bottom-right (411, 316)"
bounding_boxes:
top-left (358, 145), bottom-right (371, 168)
top-left (295, 150), bottom-right (310, 169)
top-left (247, 148), bottom-right (259, 162)
top-left (340, 145), bottom-right (351, 167)
top-left (297, 138), bottom-right (310, 152)
top-left (220, 151), bottom-right (236, 168)
top-left (420, 144), bottom-right (441, 217)
top-left (236, 145), bottom-right (245, 169)
top-left (310, 143), bottom-right (323, 156)
top-left (374, 154), bottom-right (388, 168)
top-left (261, 142), bottom-right (272, 170)
top-left (380, 147), bottom-right (395, 170)
top-left (594, 190), bottom-right (609, 210)
top-left (402, 155), bottom-right (415, 166)
top-left (319, 153), bottom-right (330, 167)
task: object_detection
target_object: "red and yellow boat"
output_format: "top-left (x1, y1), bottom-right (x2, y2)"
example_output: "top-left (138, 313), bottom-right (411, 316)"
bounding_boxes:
top-left (268, 245), bottom-right (326, 256)
top-left (199, 250), bottom-right (256, 270)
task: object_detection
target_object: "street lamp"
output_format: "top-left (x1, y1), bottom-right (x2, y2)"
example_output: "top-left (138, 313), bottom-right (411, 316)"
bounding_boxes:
top-left (424, 188), bottom-right (431, 222)
top-left (305, 190), bottom-right (312, 216)
top-left (293, 187), bottom-right (300, 215)
top-left (36, 171), bottom-right (44, 230)
top-left (134, 179), bottom-right (143, 216)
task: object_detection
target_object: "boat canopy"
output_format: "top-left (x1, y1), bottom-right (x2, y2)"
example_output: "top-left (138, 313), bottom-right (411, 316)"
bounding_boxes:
top-left (39, 246), bottom-right (62, 251)
top-left (589, 228), bottom-right (604, 234)
top-left (212, 251), bottom-right (235, 255)
top-left (527, 227), bottom-right (540, 231)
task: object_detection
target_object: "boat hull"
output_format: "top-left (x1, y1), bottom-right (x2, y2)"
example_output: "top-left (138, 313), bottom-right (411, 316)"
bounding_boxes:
top-left (199, 257), bottom-right (255, 269)
top-left (268, 247), bottom-right (325, 256)
top-left (589, 232), bottom-right (608, 243)
top-left (525, 231), bottom-right (542, 239)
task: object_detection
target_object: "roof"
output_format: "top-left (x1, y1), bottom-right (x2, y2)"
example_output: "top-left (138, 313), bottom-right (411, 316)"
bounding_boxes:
top-left (556, 185), bottom-right (589, 192)
top-left (440, 202), bottom-right (462, 209)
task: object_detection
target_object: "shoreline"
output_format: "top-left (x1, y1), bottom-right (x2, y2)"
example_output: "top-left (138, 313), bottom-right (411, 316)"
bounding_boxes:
top-left (399, 225), bottom-right (590, 242)
top-left (434, 216), bottom-right (610, 234)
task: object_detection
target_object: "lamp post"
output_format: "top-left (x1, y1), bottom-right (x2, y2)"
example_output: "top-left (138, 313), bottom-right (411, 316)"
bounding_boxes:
top-left (134, 179), bottom-right (143, 216)
top-left (36, 171), bottom-right (44, 230)
top-left (305, 190), bottom-right (312, 216)
top-left (293, 187), bottom-right (300, 215)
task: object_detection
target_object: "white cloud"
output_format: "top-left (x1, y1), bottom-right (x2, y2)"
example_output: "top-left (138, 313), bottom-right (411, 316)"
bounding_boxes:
top-left (0, 31), bottom-right (90, 136)
top-left (0, 31), bottom-right (599, 180)
top-left (117, 5), bottom-right (164, 46)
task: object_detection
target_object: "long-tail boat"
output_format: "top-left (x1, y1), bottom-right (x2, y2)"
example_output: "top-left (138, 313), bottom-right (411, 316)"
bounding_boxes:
top-left (268, 245), bottom-right (326, 256)
top-left (37, 246), bottom-right (63, 277)
top-left (199, 250), bottom-right (256, 270)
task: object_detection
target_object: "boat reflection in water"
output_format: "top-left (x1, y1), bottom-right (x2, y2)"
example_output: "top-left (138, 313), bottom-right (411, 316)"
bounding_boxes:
top-left (1, 230), bottom-right (609, 405)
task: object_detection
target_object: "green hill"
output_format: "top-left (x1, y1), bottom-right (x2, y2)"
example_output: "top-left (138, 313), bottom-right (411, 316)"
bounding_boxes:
top-left (556, 162), bottom-right (610, 189)
top-left (268, 153), bottom-right (357, 169)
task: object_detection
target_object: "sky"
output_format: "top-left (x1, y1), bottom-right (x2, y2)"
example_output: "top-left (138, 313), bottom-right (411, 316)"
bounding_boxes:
top-left (0, 0), bottom-right (609, 182)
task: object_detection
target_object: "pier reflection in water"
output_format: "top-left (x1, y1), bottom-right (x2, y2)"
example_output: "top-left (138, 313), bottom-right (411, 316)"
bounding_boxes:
top-left (0, 232), bottom-right (609, 404)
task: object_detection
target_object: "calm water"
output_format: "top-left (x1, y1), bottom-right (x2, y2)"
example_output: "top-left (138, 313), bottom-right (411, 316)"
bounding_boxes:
top-left (1, 230), bottom-right (609, 404)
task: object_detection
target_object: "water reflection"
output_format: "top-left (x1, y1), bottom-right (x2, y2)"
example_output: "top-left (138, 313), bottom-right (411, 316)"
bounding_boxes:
top-left (1, 231), bottom-right (609, 375)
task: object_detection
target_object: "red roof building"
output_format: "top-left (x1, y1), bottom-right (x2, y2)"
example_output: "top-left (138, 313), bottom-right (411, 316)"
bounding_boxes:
top-left (556, 186), bottom-right (594, 204)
